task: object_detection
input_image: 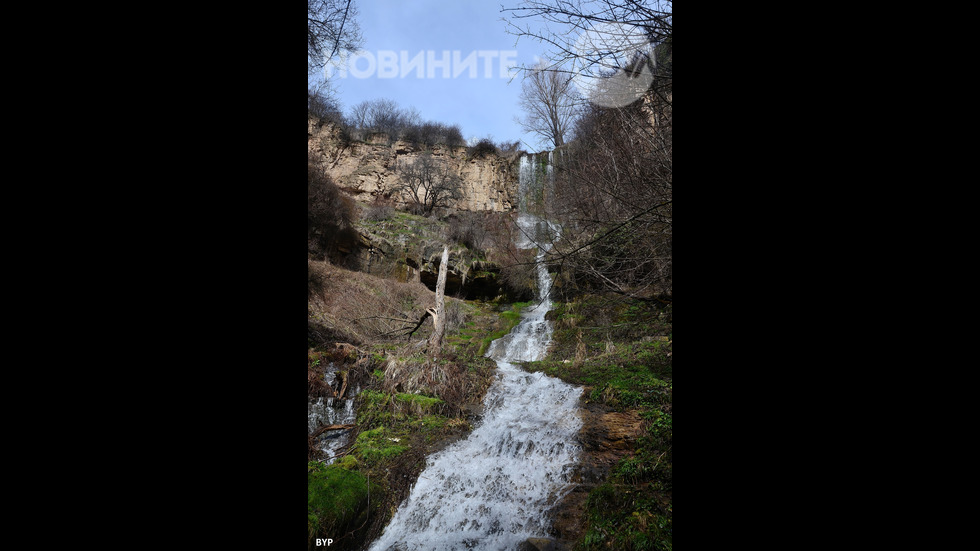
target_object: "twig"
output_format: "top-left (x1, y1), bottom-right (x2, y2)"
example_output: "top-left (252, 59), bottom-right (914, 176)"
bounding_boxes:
top-left (650, 448), bottom-right (670, 473)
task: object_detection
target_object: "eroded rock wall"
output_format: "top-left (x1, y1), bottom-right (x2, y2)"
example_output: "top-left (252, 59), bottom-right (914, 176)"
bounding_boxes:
top-left (309, 117), bottom-right (520, 212)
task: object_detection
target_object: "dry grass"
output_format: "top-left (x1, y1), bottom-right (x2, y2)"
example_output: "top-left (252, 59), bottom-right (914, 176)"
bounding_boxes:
top-left (308, 259), bottom-right (440, 346)
top-left (379, 350), bottom-right (477, 413)
top-left (308, 258), bottom-right (497, 410)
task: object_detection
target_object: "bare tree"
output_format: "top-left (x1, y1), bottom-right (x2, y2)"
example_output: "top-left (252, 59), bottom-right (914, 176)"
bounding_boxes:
top-left (392, 153), bottom-right (463, 216)
top-left (360, 98), bottom-right (405, 140)
top-left (308, 0), bottom-right (363, 74)
top-left (347, 100), bottom-right (370, 129)
top-left (308, 79), bottom-right (343, 123)
top-left (428, 245), bottom-right (449, 354)
top-left (516, 59), bottom-right (578, 149)
top-left (503, 0), bottom-right (673, 302)
top-left (502, 0), bottom-right (672, 108)
top-left (545, 96), bottom-right (671, 302)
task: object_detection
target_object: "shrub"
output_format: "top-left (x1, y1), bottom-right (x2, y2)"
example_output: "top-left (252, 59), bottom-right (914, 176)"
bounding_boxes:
top-left (401, 123), bottom-right (422, 147)
top-left (364, 196), bottom-right (395, 222)
top-left (446, 211), bottom-right (488, 252)
top-left (497, 140), bottom-right (521, 155)
top-left (418, 122), bottom-right (441, 148)
top-left (308, 85), bottom-right (343, 126)
top-left (308, 153), bottom-right (357, 258)
top-left (468, 138), bottom-right (498, 158)
top-left (445, 125), bottom-right (465, 148)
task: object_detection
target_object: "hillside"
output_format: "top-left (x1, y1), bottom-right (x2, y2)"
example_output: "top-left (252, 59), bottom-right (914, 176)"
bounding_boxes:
top-left (308, 223), bottom-right (531, 549)
top-left (308, 117), bottom-right (671, 551)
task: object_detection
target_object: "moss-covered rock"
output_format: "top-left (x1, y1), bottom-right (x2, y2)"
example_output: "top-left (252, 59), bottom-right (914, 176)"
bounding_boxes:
top-left (307, 462), bottom-right (377, 550)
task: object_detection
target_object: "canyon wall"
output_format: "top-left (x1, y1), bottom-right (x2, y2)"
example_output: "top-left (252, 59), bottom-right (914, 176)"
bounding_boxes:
top-left (308, 117), bottom-right (521, 212)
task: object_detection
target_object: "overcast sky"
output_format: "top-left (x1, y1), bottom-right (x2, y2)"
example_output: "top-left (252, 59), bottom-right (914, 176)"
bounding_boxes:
top-left (317, 0), bottom-right (552, 151)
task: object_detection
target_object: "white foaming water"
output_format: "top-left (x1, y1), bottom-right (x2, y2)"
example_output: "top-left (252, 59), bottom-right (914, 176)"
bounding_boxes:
top-left (308, 362), bottom-right (359, 462)
top-left (369, 213), bottom-right (581, 551)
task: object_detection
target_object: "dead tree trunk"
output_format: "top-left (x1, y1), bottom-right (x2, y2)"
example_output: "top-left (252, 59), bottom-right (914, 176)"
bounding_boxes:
top-left (428, 245), bottom-right (449, 354)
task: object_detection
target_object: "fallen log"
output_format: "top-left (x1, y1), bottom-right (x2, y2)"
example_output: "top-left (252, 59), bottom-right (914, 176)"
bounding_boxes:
top-left (311, 424), bottom-right (355, 439)
top-left (334, 342), bottom-right (365, 356)
top-left (405, 309), bottom-right (433, 338)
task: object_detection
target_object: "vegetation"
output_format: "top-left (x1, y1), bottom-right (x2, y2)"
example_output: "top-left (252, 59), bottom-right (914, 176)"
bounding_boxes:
top-left (307, 461), bottom-right (377, 546)
top-left (467, 137), bottom-right (498, 158)
top-left (524, 293), bottom-right (672, 551)
top-left (308, 2), bottom-right (672, 549)
top-left (516, 58), bottom-right (578, 149)
top-left (507, 0), bottom-right (673, 303)
top-left (308, 236), bottom-right (528, 548)
top-left (308, 152), bottom-right (358, 262)
top-left (308, 0), bottom-right (363, 75)
top-left (345, 98), bottom-right (467, 149)
top-left (391, 152), bottom-right (463, 216)
top-left (546, 96), bottom-right (672, 303)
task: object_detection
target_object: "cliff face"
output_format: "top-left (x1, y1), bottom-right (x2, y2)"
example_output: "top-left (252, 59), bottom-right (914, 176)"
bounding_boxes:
top-left (308, 117), bottom-right (520, 212)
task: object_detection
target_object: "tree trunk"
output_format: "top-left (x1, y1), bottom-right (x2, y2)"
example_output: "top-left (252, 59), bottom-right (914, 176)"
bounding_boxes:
top-left (428, 245), bottom-right (449, 354)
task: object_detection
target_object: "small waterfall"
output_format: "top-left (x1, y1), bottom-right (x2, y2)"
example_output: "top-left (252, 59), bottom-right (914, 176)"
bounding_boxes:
top-left (308, 363), bottom-right (359, 462)
top-left (546, 151), bottom-right (554, 190)
top-left (368, 156), bottom-right (580, 551)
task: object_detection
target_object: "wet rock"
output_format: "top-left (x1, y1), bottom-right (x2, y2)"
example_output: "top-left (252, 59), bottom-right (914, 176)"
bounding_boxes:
top-left (518, 537), bottom-right (556, 551)
top-left (461, 403), bottom-right (483, 421)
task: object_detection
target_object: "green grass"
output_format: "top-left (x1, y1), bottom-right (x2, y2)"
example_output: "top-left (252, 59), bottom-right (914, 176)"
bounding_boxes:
top-left (528, 339), bottom-right (671, 410)
top-left (476, 301), bottom-right (531, 355)
top-left (308, 258), bottom-right (521, 548)
top-left (355, 426), bottom-right (410, 465)
top-left (522, 294), bottom-right (672, 551)
top-left (307, 461), bottom-right (377, 546)
top-left (575, 405), bottom-right (673, 551)
top-left (394, 392), bottom-right (443, 410)
top-left (579, 482), bottom-right (672, 551)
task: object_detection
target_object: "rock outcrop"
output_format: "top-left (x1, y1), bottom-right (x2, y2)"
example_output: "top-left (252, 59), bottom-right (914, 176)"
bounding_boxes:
top-left (548, 405), bottom-right (647, 548)
top-left (309, 117), bottom-right (521, 212)
top-left (329, 211), bottom-right (515, 300)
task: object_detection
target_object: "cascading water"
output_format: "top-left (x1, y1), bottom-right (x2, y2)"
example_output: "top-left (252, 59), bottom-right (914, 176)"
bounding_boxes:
top-left (518, 152), bottom-right (555, 217)
top-left (518, 154), bottom-right (536, 213)
top-left (368, 154), bottom-right (580, 551)
top-left (308, 364), bottom-right (359, 462)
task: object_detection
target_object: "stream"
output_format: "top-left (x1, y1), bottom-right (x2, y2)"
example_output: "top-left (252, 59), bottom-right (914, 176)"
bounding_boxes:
top-left (368, 212), bottom-right (582, 551)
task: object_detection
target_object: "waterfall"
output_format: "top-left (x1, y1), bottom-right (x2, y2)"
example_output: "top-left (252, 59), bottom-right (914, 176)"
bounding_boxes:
top-left (308, 363), bottom-right (359, 462)
top-left (368, 154), bottom-right (581, 551)
top-left (518, 152), bottom-right (554, 215)
top-left (547, 151), bottom-right (554, 189)
top-left (518, 154), bottom-right (535, 213)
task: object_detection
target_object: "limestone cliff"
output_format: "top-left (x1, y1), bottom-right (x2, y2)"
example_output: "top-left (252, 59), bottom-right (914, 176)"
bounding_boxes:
top-left (308, 117), bottom-right (520, 212)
